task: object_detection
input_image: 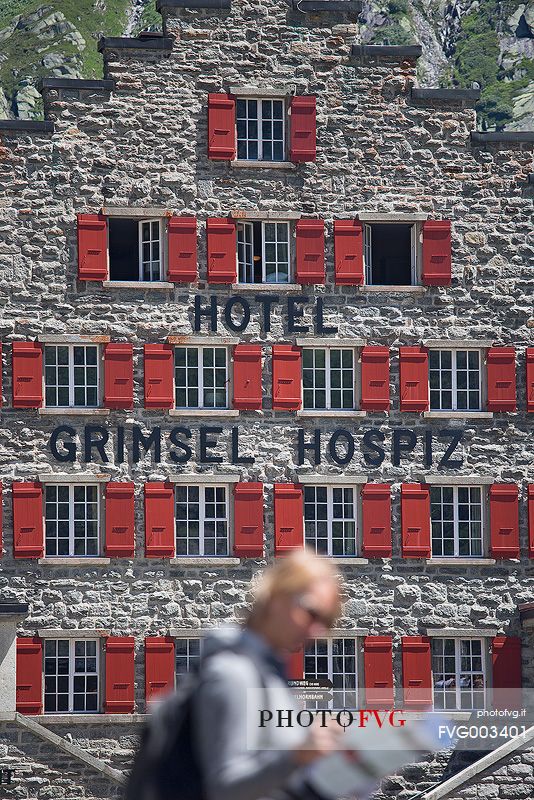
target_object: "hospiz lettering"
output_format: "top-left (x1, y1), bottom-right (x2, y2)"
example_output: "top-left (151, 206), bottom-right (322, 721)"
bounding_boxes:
top-left (49, 425), bottom-right (464, 468)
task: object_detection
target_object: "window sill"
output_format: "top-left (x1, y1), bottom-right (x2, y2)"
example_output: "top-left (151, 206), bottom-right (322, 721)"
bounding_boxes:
top-left (358, 285), bottom-right (427, 293)
top-left (296, 410), bottom-right (367, 418)
top-left (102, 281), bottom-right (174, 289)
top-left (325, 557), bottom-right (369, 565)
top-left (423, 411), bottom-right (493, 419)
top-left (168, 409), bottom-right (239, 417)
top-left (170, 557), bottom-right (241, 566)
top-left (38, 408), bottom-right (110, 416)
top-left (425, 558), bottom-right (497, 566)
top-left (230, 160), bottom-right (297, 170)
top-left (31, 714), bottom-right (146, 724)
top-left (37, 558), bottom-right (111, 566)
top-left (233, 283), bottom-right (303, 292)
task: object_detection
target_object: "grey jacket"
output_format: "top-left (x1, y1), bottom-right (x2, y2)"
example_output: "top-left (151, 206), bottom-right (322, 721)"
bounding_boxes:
top-left (193, 625), bottom-right (310, 800)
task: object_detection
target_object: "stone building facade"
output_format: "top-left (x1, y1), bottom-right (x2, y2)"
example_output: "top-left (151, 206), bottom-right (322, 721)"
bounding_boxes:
top-left (0, 0), bottom-right (533, 797)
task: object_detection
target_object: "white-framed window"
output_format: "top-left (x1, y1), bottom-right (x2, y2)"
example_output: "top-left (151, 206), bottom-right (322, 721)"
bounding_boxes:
top-left (304, 486), bottom-right (358, 557)
top-left (44, 344), bottom-right (99, 408)
top-left (429, 350), bottom-right (482, 411)
top-left (44, 639), bottom-right (99, 713)
top-left (302, 347), bottom-right (356, 410)
top-left (432, 638), bottom-right (486, 711)
top-left (364, 222), bottom-right (418, 285)
top-left (236, 98), bottom-right (285, 161)
top-left (430, 486), bottom-right (483, 557)
top-left (305, 637), bottom-right (358, 710)
top-left (45, 484), bottom-right (100, 557)
top-left (237, 221), bottom-right (290, 283)
top-left (108, 217), bottom-right (163, 281)
top-left (175, 637), bottom-right (203, 680)
top-left (174, 346), bottom-right (229, 409)
top-left (175, 485), bottom-right (229, 556)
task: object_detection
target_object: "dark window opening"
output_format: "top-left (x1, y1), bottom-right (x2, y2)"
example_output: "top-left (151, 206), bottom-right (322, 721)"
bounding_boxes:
top-left (108, 218), bottom-right (162, 281)
top-left (365, 223), bottom-right (414, 285)
top-left (109, 218), bottom-right (139, 281)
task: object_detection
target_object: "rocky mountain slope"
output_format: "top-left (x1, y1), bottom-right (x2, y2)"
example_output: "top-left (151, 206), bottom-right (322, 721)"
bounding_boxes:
top-left (0, 0), bottom-right (532, 129)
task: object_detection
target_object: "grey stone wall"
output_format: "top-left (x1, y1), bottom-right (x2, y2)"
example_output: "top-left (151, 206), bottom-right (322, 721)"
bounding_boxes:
top-left (0, 0), bottom-right (533, 796)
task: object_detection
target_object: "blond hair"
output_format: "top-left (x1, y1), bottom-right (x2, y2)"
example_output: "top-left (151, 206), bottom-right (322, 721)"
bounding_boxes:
top-left (248, 548), bottom-right (342, 621)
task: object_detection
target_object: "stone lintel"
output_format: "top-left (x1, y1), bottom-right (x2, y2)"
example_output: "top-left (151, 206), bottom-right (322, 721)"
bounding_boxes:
top-left (357, 212), bottom-right (428, 222)
top-left (36, 629), bottom-right (109, 638)
top-left (423, 339), bottom-right (494, 349)
top-left (168, 473), bottom-right (241, 483)
top-left (169, 627), bottom-right (213, 637)
top-left (420, 475), bottom-right (494, 485)
top-left (169, 557), bottom-right (241, 565)
top-left (296, 337), bottom-right (366, 347)
top-left (519, 603), bottom-right (534, 627)
top-left (102, 206), bottom-right (170, 217)
top-left (157, 0), bottom-right (230, 9)
top-left (230, 210), bottom-right (302, 220)
top-left (292, 1), bottom-right (361, 12)
top-left (167, 335), bottom-right (239, 345)
top-left (351, 44), bottom-right (422, 61)
top-left (471, 131), bottom-right (534, 144)
top-left (296, 474), bottom-right (368, 484)
top-left (38, 334), bottom-right (111, 343)
top-left (423, 627), bottom-right (498, 638)
top-left (330, 628), bottom-right (369, 637)
top-left (38, 474), bottom-right (110, 483)
top-left (97, 36), bottom-right (174, 52)
top-left (0, 120), bottom-right (54, 133)
top-left (229, 86), bottom-right (294, 98)
top-left (411, 88), bottom-right (480, 104)
top-left (40, 78), bottom-right (115, 92)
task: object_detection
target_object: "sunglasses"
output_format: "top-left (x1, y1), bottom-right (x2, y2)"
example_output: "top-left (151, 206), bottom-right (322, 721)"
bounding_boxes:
top-left (296, 596), bottom-right (337, 630)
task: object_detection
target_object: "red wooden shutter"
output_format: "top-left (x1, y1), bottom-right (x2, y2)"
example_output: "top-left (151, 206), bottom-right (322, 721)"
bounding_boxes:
top-left (286, 648), bottom-right (304, 680)
top-left (399, 346), bottom-right (429, 412)
top-left (489, 484), bottom-right (519, 559)
top-left (208, 93), bottom-right (236, 160)
top-left (105, 482), bottom-right (135, 558)
top-left (145, 482), bottom-right (175, 558)
top-left (422, 220), bottom-right (451, 286)
top-left (272, 345), bottom-right (302, 411)
top-left (105, 636), bottom-right (135, 713)
top-left (167, 216), bottom-right (197, 282)
top-left (492, 636), bottom-right (522, 711)
top-left (526, 348), bottom-right (534, 413)
top-left (364, 636), bottom-right (394, 707)
top-left (529, 485), bottom-right (534, 559)
top-left (16, 637), bottom-right (43, 715)
top-left (233, 344), bottom-right (262, 410)
top-left (13, 482), bottom-right (43, 559)
top-left (207, 217), bottom-right (237, 284)
top-left (233, 482), bottom-right (264, 558)
top-left (144, 344), bottom-right (174, 409)
top-left (295, 219), bottom-right (325, 284)
top-left (334, 220), bottom-right (364, 285)
top-left (487, 347), bottom-right (516, 412)
top-left (361, 484), bottom-right (392, 558)
top-left (145, 637), bottom-right (175, 703)
top-left (77, 213), bottom-right (108, 280)
top-left (289, 96), bottom-right (316, 163)
top-left (401, 483), bottom-right (431, 558)
top-left (12, 342), bottom-right (43, 408)
top-left (274, 484), bottom-right (303, 556)
top-left (402, 636), bottom-right (432, 708)
top-left (104, 343), bottom-right (133, 410)
top-left (360, 346), bottom-right (390, 411)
